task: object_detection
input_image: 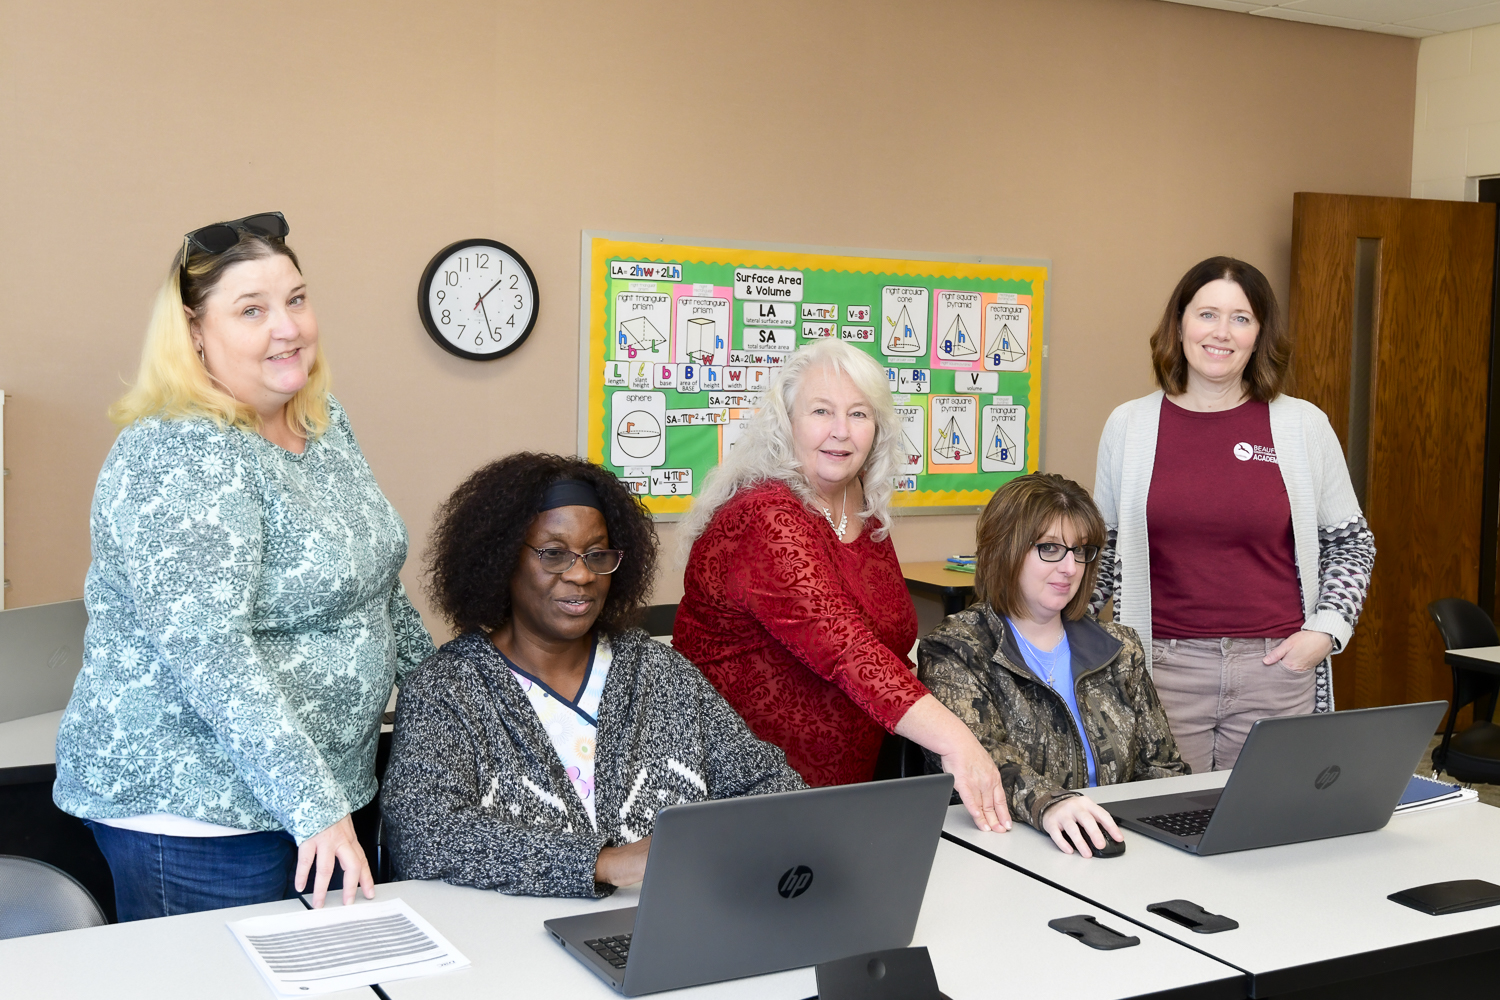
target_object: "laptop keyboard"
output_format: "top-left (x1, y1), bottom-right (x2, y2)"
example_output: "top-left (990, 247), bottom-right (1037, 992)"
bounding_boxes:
top-left (1139, 807), bottom-right (1215, 838)
top-left (585, 934), bottom-right (632, 969)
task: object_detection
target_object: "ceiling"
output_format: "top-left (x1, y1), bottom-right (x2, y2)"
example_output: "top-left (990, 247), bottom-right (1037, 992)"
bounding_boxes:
top-left (1158, 1), bottom-right (1500, 36)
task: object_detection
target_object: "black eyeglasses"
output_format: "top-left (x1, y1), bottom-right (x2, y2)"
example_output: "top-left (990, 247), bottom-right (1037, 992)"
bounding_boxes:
top-left (531, 547), bottom-right (625, 575)
top-left (1034, 542), bottom-right (1100, 564)
top-left (182, 211), bottom-right (290, 260)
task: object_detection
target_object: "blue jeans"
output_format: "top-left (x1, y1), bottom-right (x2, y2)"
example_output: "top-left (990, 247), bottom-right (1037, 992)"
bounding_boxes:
top-left (86, 822), bottom-right (303, 921)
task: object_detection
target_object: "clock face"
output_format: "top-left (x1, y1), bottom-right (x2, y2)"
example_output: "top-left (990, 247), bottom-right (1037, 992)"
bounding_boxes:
top-left (418, 239), bottom-right (539, 360)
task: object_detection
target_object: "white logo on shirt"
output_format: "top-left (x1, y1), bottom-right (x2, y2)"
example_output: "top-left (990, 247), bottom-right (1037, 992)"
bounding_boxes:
top-left (1233, 441), bottom-right (1278, 464)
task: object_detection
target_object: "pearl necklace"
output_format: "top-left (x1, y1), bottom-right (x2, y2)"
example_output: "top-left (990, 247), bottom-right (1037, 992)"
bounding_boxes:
top-left (819, 485), bottom-right (848, 539)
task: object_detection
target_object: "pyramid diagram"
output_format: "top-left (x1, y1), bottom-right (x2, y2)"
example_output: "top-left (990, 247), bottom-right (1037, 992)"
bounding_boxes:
top-left (987, 322), bottom-right (1027, 365)
top-left (943, 314), bottom-right (978, 358)
top-left (885, 306), bottom-right (921, 353)
top-left (901, 427), bottom-right (924, 467)
top-left (935, 416), bottom-right (973, 462)
top-left (986, 423), bottom-right (1019, 465)
top-left (619, 316), bottom-right (667, 353)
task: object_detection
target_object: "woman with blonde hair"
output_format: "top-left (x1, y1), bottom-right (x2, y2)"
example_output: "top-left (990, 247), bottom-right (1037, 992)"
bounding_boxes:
top-left (674, 340), bottom-right (1008, 833)
top-left (53, 213), bottom-right (433, 919)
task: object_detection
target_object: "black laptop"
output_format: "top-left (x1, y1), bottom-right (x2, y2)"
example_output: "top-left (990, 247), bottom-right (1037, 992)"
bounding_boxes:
top-left (544, 773), bottom-right (954, 996)
top-left (1109, 701), bottom-right (1448, 855)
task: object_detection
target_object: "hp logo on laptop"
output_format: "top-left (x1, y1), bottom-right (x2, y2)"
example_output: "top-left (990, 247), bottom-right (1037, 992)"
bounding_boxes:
top-left (777, 865), bottom-right (814, 898)
top-left (1314, 765), bottom-right (1342, 790)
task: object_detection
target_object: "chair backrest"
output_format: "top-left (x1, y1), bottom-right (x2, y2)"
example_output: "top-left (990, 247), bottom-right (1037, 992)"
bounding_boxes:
top-left (640, 603), bottom-right (678, 640)
top-left (1428, 598), bottom-right (1500, 651)
top-left (0, 855), bottom-right (107, 938)
top-left (0, 598), bottom-right (88, 723)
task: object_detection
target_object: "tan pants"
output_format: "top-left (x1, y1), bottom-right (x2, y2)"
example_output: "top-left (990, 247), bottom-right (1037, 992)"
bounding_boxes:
top-left (1149, 636), bottom-right (1314, 772)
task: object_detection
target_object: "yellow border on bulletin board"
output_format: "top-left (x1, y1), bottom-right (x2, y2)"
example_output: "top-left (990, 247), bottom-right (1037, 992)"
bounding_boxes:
top-left (578, 231), bottom-right (1049, 517)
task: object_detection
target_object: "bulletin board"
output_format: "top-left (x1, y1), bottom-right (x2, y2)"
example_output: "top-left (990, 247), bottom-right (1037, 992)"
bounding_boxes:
top-left (578, 232), bottom-right (1049, 518)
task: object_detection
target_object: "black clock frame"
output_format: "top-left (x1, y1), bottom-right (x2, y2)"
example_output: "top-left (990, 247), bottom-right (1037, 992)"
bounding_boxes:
top-left (417, 238), bottom-right (540, 361)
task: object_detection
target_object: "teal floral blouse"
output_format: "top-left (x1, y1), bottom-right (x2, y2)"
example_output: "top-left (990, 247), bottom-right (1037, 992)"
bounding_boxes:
top-left (53, 397), bottom-right (435, 842)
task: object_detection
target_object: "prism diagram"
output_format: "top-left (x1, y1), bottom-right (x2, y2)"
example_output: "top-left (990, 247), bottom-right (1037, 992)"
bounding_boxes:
top-left (885, 306), bottom-right (921, 354)
top-left (616, 410), bottom-right (662, 459)
top-left (986, 423), bottom-right (1019, 465)
top-left (936, 416), bottom-right (973, 462)
top-left (684, 316), bottom-right (716, 364)
top-left (943, 314), bottom-right (978, 358)
top-left (901, 427), bottom-right (924, 468)
top-left (619, 316), bottom-right (668, 353)
top-left (988, 322), bottom-right (1026, 365)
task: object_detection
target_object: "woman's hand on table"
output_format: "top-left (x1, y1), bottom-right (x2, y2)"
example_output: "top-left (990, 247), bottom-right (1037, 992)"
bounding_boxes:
top-left (296, 813), bottom-right (375, 908)
top-left (597, 836), bottom-right (652, 887)
top-left (1263, 630), bottom-right (1333, 672)
top-left (895, 694), bottom-right (1011, 833)
top-left (1041, 796), bottom-right (1122, 857)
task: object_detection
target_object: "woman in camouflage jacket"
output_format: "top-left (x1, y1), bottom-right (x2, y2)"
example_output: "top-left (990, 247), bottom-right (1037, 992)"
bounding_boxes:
top-left (918, 473), bottom-right (1187, 856)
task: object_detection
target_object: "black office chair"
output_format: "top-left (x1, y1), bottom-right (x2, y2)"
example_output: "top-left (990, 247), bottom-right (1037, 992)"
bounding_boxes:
top-left (351, 729), bottom-right (394, 884)
top-left (0, 855), bottom-right (108, 938)
top-left (872, 735), bottom-right (930, 781)
top-left (1426, 598), bottom-right (1500, 783)
top-left (640, 603), bottom-right (678, 640)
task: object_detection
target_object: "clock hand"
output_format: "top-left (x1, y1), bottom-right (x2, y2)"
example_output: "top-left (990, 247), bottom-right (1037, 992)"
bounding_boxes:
top-left (477, 296), bottom-right (493, 338)
top-left (474, 277), bottom-right (504, 309)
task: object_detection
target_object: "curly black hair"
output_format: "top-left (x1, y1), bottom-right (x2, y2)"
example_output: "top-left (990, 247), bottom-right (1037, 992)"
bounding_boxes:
top-left (426, 453), bottom-right (659, 636)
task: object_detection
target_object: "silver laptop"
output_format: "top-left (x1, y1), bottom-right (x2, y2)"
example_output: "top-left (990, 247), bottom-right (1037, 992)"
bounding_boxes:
top-left (1109, 701), bottom-right (1447, 855)
top-left (0, 599), bottom-right (87, 723)
top-left (544, 773), bottom-right (954, 996)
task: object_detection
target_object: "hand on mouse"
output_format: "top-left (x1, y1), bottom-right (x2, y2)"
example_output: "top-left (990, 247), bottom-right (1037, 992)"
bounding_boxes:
top-left (1041, 796), bottom-right (1123, 857)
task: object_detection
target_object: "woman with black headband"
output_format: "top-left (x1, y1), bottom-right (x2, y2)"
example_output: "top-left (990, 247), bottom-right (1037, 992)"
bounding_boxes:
top-left (380, 454), bottom-right (804, 897)
top-left (53, 213), bottom-right (434, 917)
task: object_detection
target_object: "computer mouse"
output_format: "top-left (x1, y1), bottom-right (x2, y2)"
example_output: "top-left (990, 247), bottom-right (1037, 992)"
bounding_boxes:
top-left (1061, 827), bottom-right (1125, 858)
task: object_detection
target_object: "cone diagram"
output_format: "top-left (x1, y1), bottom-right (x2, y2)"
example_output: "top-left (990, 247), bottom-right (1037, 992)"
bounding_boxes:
top-left (885, 306), bottom-right (921, 353)
top-left (986, 422), bottom-right (1019, 465)
top-left (987, 322), bottom-right (1026, 365)
top-left (936, 415), bottom-right (973, 462)
top-left (943, 314), bottom-right (978, 358)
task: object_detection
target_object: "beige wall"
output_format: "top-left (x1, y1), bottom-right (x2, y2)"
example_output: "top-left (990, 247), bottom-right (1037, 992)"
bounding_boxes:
top-left (1411, 25), bottom-right (1500, 199)
top-left (0, 0), bottom-right (1415, 636)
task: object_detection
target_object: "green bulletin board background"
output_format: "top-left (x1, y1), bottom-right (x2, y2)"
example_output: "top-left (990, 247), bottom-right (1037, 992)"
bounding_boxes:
top-left (579, 233), bottom-right (1048, 517)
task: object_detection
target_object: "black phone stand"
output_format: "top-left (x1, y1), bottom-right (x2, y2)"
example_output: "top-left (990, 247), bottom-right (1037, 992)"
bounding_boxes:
top-left (1147, 899), bottom-right (1239, 933)
top-left (1048, 914), bottom-right (1141, 950)
top-left (814, 946), bottom-right (949, 1000)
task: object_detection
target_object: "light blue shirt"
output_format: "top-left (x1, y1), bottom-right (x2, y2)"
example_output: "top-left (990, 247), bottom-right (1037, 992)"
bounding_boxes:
top-left (1008, 620), bottom-right (1097, 786)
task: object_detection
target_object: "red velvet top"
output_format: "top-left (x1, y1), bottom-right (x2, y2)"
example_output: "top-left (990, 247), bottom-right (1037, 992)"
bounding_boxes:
top-left (673, 480), bottom-right (926, 787)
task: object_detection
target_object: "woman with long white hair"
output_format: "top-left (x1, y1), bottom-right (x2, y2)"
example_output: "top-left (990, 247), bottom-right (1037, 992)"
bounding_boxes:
top-left (674, 341), bottom-right (1008, 832)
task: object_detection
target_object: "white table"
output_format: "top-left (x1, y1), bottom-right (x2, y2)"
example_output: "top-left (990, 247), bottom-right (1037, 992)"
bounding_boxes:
top-left (943, 771), bottom-right (1500, 997)
top-left (333, 838), bottom-right (1242, 1000)
top-left (0, 708), bottom-right (61, 781)
top-left (0, 897), bottom-right (373, 999)
top-left (1445, 645), bottom-right (1500, 675)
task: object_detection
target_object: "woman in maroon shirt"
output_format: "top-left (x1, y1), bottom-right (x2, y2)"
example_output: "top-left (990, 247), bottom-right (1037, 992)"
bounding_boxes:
top-left (675, 341), bottom-right (1007, 832)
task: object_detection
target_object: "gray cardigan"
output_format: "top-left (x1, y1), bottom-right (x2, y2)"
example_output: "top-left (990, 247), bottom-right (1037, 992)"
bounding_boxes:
top-left (1092, 391), bottom-right (1375, 712)
top-left (380, 629), bottom-right (805, 898)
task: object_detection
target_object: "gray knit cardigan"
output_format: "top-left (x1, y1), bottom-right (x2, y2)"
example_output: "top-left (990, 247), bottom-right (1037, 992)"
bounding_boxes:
top-left (1092, 391), bottom-right (1375, 713)
top-left (380, 629), bottom-right (805, 898)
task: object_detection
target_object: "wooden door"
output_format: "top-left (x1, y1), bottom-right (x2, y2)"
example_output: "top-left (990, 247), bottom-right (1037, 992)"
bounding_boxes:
top-left (1289, 193), bottom-right (1494, 711)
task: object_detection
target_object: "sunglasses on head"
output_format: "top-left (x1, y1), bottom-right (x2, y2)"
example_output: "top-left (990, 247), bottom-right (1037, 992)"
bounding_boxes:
top-left (182, 211), bottom-right (290, 261)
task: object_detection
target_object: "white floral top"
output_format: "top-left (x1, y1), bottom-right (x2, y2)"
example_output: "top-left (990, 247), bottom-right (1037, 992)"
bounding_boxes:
top-left (53, 397), bottom-right (434, 842)
top-left (503, 638), bottom-right (610, 828)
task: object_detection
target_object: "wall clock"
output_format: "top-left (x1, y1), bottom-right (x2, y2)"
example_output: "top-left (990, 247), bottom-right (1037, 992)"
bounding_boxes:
top-left (418, 239), bottom-right (539, 360)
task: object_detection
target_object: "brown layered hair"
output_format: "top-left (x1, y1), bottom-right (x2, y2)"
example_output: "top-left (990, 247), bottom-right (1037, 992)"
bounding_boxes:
top-left (974, 473), bottom-right (1105, 623)
top-left (1149, 256), bottom-right (1288, 402)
